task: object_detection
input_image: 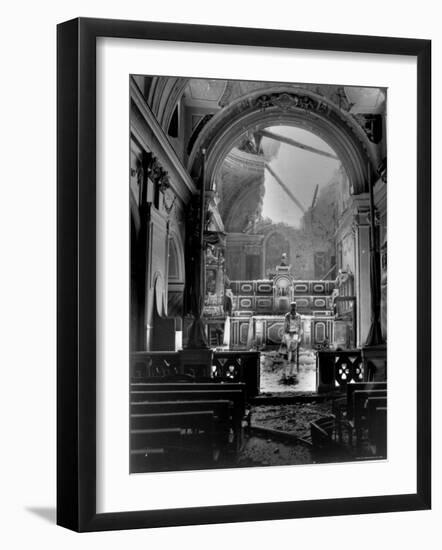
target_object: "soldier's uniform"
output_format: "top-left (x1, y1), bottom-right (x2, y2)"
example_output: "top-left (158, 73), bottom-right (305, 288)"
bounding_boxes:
top-left (283, 311), bottom-right (302, 364)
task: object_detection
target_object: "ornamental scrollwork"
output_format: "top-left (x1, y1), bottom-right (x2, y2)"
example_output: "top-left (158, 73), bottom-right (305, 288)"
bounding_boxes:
top-left (254, 92), bottom-right (329, 114)
top-left (145, 153), bottom-right (171, 193)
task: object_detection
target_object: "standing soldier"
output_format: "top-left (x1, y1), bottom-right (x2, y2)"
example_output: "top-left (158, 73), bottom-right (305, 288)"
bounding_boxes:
top-left (283, 301), bottom-right (302, 374)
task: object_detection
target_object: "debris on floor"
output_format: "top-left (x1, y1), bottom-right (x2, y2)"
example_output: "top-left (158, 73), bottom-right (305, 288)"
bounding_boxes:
top-left (260, 347), bottom-right (317, 393)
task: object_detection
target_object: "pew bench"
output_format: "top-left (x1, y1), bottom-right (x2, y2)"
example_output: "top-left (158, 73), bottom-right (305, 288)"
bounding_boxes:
top-left (132, 409), bottom-right (229, 443)
top-left (366, 396), bottom-right (387, 440)
top-left (130, 390), bottom-right (245, 414)
top-left (131, 410), bottom-right (216, 431)
top-left (131, 398), bottom-right (232, 446)
top-left (129, 381), bottom-right (248, 471)
top-left (367, 401), bottom-right (387, 457)
top-left (333, 382), bottom-right (387, 445)
top-left (131, 392), bottom-right (244, 448)
top-left (130, 424), bottom-right (216, 473)
top-left (352, 389), bottom-right (387, 446)
top-left (130, 399), bottom-right (232, 420)
top-left (130, 427), bottom-right (184, 449)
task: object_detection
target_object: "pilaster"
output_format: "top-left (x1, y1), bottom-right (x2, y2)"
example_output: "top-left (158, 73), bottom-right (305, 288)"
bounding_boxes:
top-left (351, 194), bottom-right (371, 347)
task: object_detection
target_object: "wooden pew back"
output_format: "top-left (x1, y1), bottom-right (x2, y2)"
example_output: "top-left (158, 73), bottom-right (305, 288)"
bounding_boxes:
top-left (347, 382), bottom-right (387, 418)
top-left (131, 410), bottom-right (216, 430)
top-left (130, 389), bottom-right (245, 411)
top-left (353, 389), bottom-right (387, 444)
top-left (130, 399), bottom-right (231, 419)
top-left (374, 406), bottom-right (387, 456)
top-left (366, 396), bottom-right (387, 438)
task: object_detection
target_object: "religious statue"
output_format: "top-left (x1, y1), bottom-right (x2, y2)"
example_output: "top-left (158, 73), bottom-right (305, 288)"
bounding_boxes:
top-left (205, 244), bottom-right (217, 264)
top-left (224, 285), bottom-right (234, 316)
top-left (205, 269), bottom-right (216, 294)
top-left (279, 252), bottom-right (288, 266)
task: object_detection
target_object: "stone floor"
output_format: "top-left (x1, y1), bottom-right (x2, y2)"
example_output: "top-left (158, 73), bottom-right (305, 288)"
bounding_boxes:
top-left (235, 397), bottom-right (369, 468)
top-left (236, 434), bottom-right (313, 467)
top-left (235, 433), bottom-right (361, 468)
top-left (251, 401), bottom-right (333, 440)
top-left (259, 347), bottom-right (317, 393)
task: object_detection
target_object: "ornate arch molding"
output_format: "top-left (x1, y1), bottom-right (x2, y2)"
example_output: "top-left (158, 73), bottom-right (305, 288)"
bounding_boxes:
top-left (147, 77), bottom-right (188, 131)
top-left (188, 87), bottom-right (377, 195)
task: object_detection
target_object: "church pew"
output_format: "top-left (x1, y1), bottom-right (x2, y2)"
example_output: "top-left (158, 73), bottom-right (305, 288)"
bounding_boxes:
top-left (130, 380), bottom-right (246, 391)
top-left (366, 396), bottom-right (387, 442)
top-left (131, 375), bottom-right (212, 383)
top-left (131, 418), bottom-right (214, 450)
top-left (130, 423), bottom-right (215, 467)
top-left (129, 425), bottom-right (215, 473)
top-left (131, 406), bottom-right (231, 442)
top-left (334, 385), bottom-right (387, 445)
top-left (373, 406), bottom-right (387, 457)
top-left (130, 427), bottom-right (182, 449)
top-left (131, 411), bottom-right (215, 437)
top-left (131, 400), bottom-right (232, 444)
top-left (130, 384), bottom-right (247, 455)
top-left (130, 389), bottom-right (245, 410)
top-left (130, 390), bottom-right (244, 448)
top-left (130, 399), bottom-right (232, 421)
top-left (332, 382), bottom-right (386, 443)
top-left (346, 382), bottom-right (387, 419)
top-left (130, 448), bottom-right (165, 457)
top-left (130, 382), bottom-right (247, 396)
top-left (130, 444), bottom-right (167, 473)
top-left (366, 399), bottom-right (387, 456)
top-left (131, 410), bottom-right (230, 449)
top-left (352, 389), bottom-right (387, 446)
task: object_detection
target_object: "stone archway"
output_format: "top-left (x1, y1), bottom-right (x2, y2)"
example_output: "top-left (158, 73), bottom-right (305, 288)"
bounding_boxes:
top-left (187, 86), bottom-right (376, 195)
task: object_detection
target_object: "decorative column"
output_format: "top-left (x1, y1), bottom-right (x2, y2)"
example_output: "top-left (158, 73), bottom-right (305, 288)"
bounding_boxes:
top-left (181, 149), bottom-right (213, 375)
top-left (365, 168), bottom-right (383, 346)
top-left (203, 190), bottom-right (227, 318)
top-left (352, 195), bottom-right (372, 347)
top-left (361, 173), bottom-right (387, 381)
top-left (183, 149), bottom-right (209, 349)
top-left (136, 151), bottom-right (153, 350)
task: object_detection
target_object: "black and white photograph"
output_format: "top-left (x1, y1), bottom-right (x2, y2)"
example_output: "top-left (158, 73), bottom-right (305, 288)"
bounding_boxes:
top-left (129, 76), bottom-right (388, 474)
top-left (0, 0), bottom-right (434, 540)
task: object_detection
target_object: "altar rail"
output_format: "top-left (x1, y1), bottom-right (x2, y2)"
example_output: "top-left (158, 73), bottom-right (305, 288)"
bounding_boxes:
top-left (316, 350), bottom-right (363, 393)
top-left (131, 350), bottom-right (260, 398)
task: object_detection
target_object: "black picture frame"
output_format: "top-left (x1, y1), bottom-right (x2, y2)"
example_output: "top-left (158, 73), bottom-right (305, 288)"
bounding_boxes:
top-left (57, 17), bottom-right (431, 532)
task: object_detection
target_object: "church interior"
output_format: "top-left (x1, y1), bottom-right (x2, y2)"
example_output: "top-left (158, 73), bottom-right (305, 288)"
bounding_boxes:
top-left (129, 76), bottom-right (388, 473)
